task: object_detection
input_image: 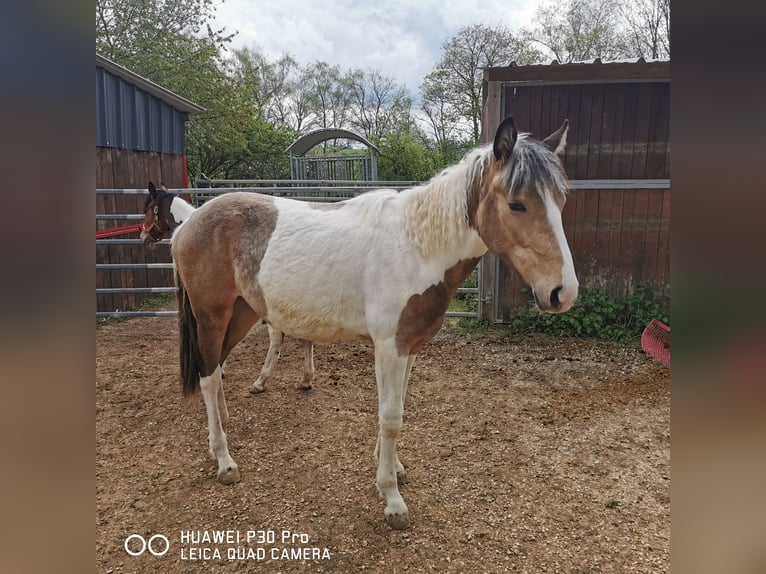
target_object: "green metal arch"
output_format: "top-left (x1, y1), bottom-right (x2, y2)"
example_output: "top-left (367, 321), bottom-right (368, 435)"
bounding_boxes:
top-left (284, 128), bottom-right (380, 156)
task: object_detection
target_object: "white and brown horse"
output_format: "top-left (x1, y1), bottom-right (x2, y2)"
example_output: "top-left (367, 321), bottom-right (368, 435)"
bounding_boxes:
top-left (172, 116), bottom-right (578, 529)
top-left (140, 182), bottom-right (315, 393)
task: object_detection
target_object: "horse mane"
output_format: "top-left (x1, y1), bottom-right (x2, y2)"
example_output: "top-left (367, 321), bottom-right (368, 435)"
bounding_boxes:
top-left (403, 134), bottom-right (568, 257)
top-left (403, 145), bottom-right (491, 257)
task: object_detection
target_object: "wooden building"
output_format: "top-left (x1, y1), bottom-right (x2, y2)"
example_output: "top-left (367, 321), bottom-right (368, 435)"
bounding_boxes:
top-left (96, 54), bottom-right (203, 313)
top-left (480, 58), bottom-right (670, 321)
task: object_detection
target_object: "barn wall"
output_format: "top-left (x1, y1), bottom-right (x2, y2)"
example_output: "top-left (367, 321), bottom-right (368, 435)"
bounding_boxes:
top-left (96, 147), bottom-right (185, 313)
top-left (481, 61), bottom-right (670, 320)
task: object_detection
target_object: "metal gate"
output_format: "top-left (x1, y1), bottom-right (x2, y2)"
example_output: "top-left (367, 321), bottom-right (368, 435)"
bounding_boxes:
top-left (96, 183), bottom-right (482, 320)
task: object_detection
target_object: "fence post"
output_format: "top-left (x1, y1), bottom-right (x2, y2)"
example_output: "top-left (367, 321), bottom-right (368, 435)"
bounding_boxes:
top-left (480, 253), bottom-right (496, 322)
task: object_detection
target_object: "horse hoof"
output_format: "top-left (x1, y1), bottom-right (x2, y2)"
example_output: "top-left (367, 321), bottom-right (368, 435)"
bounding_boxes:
top-left (385, 509), bottom-right (410, 530)
top-left (396, 470), bottom-right (407, 486)
top-left (297, 374), bottom-right (313, 391)
top-left (218, 466), bottom-right (240, 484)
top-left (249, 384), bottom-right (265, 394)
top-left (296, 383), bottom-right (313, 392)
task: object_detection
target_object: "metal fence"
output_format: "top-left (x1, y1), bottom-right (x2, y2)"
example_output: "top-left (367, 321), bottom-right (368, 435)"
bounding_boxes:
top-left (96, 183), bottom-right (482, 320)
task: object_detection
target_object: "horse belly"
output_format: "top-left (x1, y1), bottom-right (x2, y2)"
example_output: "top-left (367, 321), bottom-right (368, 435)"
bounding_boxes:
top-left (263, 293), bottom-right (367, 342)
top-left (253, 262), bottom-right (368, 342)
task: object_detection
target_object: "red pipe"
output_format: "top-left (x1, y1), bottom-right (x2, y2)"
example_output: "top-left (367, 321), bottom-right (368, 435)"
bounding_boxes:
top-left (96, 224), bottom-right (143, 239)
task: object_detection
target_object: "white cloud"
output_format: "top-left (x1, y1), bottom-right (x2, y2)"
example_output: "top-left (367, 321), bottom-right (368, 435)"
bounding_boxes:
top-left (212, 0), bottom-right (541, 96)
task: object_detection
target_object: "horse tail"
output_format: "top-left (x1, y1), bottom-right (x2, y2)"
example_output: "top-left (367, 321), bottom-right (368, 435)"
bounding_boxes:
top-left (176, 270), bottom-right (200, 396)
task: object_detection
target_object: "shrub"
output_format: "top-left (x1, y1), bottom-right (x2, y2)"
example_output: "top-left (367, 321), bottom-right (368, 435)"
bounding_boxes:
top-left (508, 283), bottom-right (669, 344)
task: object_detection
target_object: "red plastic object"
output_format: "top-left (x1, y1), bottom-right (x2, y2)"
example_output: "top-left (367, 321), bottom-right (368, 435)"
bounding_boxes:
top-left (641, 319), bottom-right (670, 368)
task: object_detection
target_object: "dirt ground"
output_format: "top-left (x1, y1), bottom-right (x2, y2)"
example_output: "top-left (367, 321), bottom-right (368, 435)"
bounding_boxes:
top-left (96, 312), bottom-right (669, 574)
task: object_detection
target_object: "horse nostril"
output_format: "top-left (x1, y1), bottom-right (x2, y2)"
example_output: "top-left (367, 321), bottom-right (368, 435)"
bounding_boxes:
top-left (550, 286), bottom-right (563, 308)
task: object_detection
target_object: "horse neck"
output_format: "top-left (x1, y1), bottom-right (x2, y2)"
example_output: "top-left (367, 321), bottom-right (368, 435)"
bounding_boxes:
top-left (170, 196), bottom-right (196, 225)
top-left (403, 147), bottom-right (490, 259)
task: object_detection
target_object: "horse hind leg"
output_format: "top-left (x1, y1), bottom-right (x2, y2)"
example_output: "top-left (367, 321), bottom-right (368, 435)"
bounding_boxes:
top-left (296, 340), bottom-right (315, 391)
top-left (200, 365), bottom-right (239, 484)
top-left (199, 297), bottom-right (260, 484)
top-left (250, 324), bottom-right (284, 394)
top-left (195, 306), bottom-right (242, 484)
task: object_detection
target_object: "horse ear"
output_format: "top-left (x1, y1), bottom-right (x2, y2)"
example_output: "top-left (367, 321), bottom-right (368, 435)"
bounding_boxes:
top-left (148, 181), bottom-right (157, 199)
top-left (542, 119), bottom-right (569, 156)
top-left (493, 116), bottom-right (518, 162)
top-left (159, 182), bottom-right (168, 191)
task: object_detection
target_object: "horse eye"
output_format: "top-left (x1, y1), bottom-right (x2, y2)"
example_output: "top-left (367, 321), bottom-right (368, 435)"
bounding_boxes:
top-left (508, 202), bottom-right (527, 213)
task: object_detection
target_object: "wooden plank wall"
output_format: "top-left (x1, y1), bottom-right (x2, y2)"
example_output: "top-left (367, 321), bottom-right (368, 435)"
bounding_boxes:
top-left (487, 78), bottom-right (670, 320)
top-left (96, 147), bottom-right (185, 313)
top-left (503, 82), bottom-right (670, 179)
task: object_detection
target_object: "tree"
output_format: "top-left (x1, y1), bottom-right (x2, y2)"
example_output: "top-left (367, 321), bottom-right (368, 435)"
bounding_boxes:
top-left (420, 69), bottom-right (466, 146)
top-left (303, 61), bottom-right (350, 130)
top-left (223, 118), bottom-right (294, 179)
top-left (377, 127), bottom-right (438, 182)
top-left (344, 69), bottom-right (413, 141)
top-left (622, 0), bottom-right (670, 59)
top-left (423, 24), bottom-right (542, 145)
top-left (96, 0), bottom-right (233, 83)
top-left (182, 56), bottom-right (260, 179)
top-left (96, 0), bottom-right (261, 179)
top-left (524, 0), bottom-right (633, 63)
top-left (231, 48), bottom-right (314, 133)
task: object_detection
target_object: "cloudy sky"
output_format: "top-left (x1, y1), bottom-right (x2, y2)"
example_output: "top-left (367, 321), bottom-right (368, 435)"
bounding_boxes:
top-left (210, 0), bottom-right (543, 96)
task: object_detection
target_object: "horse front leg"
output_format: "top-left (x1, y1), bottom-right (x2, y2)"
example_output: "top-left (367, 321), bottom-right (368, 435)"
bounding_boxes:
top-left (250, 324), bottom-right (284, 394)
top-left (200, 365), bottom-right (240, 484)
top-left (373, 340), bottom-right (411, 529)
top-left (297, 340), bottom-right (315, 391)
top-left (374, 353), bottom-right (415, 485)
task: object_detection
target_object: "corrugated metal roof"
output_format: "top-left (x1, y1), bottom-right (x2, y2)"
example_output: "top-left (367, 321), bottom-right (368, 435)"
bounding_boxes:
top-left (96, 53), bottom-right (204, 115)
top-left (285, 128), bottom-right (380, 156)
top-left (483, 57), bottom-right (669, 84)
top-left (504, 56), bottom-right (670, 67)
top-left (96, 57), bottom-right (199, 153)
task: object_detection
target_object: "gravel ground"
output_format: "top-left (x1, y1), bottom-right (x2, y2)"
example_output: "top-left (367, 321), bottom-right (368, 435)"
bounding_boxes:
top-left (96, 313), bottom-right (669, 573)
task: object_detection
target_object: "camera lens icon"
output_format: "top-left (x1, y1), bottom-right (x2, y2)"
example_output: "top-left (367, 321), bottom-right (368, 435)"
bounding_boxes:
top-left (124, 533), bottom-right (170, 556)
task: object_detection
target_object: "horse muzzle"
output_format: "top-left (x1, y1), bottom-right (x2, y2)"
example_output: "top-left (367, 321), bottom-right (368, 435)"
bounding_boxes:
top-left (533, 281), bottom-right (578, 314)
top-left (140, 230), bottom-right (157, 249)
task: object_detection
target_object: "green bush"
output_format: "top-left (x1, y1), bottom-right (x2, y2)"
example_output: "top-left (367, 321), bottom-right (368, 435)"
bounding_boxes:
top-left (509, 283), bottom-right (669, 344)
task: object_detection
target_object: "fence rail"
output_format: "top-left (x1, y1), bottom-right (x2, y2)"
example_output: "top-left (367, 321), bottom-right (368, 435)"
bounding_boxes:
top-left (97, 311), bottom-right (178, 319)
top-left (97, 183), bottom-right (482, 320)
top-left (97, 263), bottom-right (174, 270)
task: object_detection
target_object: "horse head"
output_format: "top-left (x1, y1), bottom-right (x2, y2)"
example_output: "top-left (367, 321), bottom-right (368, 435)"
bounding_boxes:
top-left (474, 116), bottom-right (578, 313)
top-left (140, 181), bottom-right (178, 247)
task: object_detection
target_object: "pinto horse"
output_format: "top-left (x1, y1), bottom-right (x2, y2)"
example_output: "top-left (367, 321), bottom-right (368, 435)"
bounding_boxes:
top-left (140, 182), bottom-right (315, 393)
top-left (172, 116), bottom-right (578, 529)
